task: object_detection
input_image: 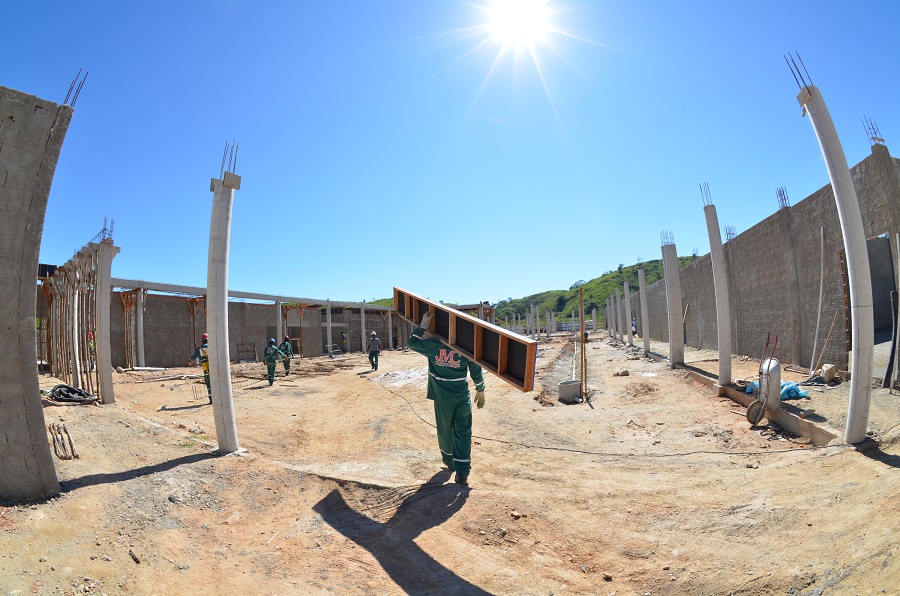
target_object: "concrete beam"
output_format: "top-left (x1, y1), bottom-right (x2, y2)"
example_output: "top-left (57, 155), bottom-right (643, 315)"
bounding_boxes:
top-left (110, 277), bottom-right (390, 310)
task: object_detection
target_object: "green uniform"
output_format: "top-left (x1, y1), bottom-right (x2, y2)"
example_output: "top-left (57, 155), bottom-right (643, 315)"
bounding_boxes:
top-left (408, 325), bottom-right (484, 477)
top-left (189, 342), bottom-right (211, 401)
top-left (263, 344), bottom-right (286, 385)
top-left (279, 340), bottom-right (293, 373)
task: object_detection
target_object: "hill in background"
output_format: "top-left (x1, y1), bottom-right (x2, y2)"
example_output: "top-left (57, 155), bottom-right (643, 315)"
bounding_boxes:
top-left (369, 256), bottom-right (698, 322)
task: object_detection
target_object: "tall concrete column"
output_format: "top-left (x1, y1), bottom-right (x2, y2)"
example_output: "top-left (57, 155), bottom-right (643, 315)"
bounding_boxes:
top-left (592, 308), bottom-right (596, 335)
top-left (65, 271), bottom-right (80, 388)
top-left (207, 172), bottom-right (242, 453)
top-left (95, 239), bottom-right (120, 404)
top-left (275, 300), bottom-right (283, 344)
top-left (0, 87), bottom-right (73, 501)
top-left (546, 310), bottom-right (551, 338)
top-left (387, 311), bottom-right (393, 350)
top-left (662, 242), bottom-right (685, 367)
top-left (798, 84), bottom-right (874, 445)
top-left (136, 288), bottom-right (146, 367)
top-left (326, 305), bottom-right (333, 350)
top-left (361, 308), bottom-right (367, 352)
top-left (624, 281), bottom-right (633, 347)
top-left (638, 269), bottom-right (651, 354)
top-left (615, 290), bottom-right (623, 342)
top-left (704, 204), bottom-right (732, 392)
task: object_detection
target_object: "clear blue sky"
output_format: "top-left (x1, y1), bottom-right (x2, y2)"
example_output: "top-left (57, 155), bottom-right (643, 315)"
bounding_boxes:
top-left (4, 1), bottom-right (898, 305)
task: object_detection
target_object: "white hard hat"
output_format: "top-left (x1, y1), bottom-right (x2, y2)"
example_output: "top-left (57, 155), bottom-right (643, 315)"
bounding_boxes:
top-left (370, 331), bottom-right (377, 335)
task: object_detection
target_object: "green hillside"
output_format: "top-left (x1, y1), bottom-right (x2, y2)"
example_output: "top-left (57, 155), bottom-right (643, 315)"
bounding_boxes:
top-left (492, 256), bottom-right (697, 323)
top-left (370, 256), bottom-right (697, 322)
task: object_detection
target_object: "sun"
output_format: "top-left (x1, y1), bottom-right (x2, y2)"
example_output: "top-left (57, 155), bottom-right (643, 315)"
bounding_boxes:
top-left (486, 0), bottom-right (550, 49)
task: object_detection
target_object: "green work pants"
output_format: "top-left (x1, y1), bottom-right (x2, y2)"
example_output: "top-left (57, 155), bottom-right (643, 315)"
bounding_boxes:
top-left (368, 351), bottom-right (379, 370)
top-left (433, 397), bottom-right (472, 476)
top-left (203, 372), bottom-right (211, 397)
top-left (282, 356), bottom-right (291, 373)
top-left (267, 362), bottom-right (276, 385)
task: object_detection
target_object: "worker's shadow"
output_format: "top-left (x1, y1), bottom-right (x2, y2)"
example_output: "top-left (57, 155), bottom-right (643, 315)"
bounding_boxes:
top-left (312, 470), bottom-right (490, 595)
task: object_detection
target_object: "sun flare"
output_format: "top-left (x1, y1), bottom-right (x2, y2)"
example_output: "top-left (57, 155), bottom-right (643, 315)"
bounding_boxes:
top-left (487, 0), bottom-right (550, 48)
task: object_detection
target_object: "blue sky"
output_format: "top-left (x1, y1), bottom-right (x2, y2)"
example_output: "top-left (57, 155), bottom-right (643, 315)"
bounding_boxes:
top-left (4, 1), bottom-right (898, 305)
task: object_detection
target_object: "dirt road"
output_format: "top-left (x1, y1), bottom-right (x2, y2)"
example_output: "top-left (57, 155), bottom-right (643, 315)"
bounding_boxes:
top-left (2, 335), bottom-right (898, 594)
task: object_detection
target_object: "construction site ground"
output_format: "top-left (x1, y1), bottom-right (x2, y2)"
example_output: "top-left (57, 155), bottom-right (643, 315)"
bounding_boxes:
top-left (2, 334), bottom-right (899, 595)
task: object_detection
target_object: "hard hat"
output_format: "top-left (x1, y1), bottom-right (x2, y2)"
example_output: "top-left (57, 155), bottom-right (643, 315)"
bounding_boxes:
top-left (370, 331), bottom-right (377, 336)
top-left (201, 333), bottom-right (208, 340)
top-left (284, 335), bottom-right (290, 341)
top-left (269, 338), bottom-right (276, 344)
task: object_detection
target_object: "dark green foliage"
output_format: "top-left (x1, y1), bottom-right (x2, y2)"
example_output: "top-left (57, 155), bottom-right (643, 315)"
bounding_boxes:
top-left (491, 256), bottom-right (697, 323)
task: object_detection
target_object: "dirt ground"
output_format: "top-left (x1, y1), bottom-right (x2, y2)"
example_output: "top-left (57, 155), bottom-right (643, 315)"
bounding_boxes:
top-left (2, 334), bottom-right (899, 595)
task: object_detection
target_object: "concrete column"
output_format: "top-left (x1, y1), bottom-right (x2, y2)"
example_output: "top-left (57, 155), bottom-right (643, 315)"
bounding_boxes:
top-left (662, 242), bottom-right (685, 367)
top-left (0, 87), bottom-right (72, 502)
top-left (505, 316), bottom-right (509, 329)
top-left (361, 308), bottom-right (367, 352)
top-left (592, 308), bottom-right (597, 335)
top-left (326, 305), bottom-right (333, 351)
top-left (638, 268), bottom-right (651, 354)
top-left (95, 239), bottom-right (120, 404)
top-left (387, 311), bottom-right (393, 350)
top-left (275, 300), bottom-right (283, 344)
top-left (704, 204), bottom-right (733, 392)
top-left (66, 272), bottom-right (80, 388)
top-left (624, 281), bottom-right (634, 347)
top-left (798, 85), bottom-right (874, 445)
top-left (207, 173), bottom-right (242, 453)
top-left (136, 288), bottom-right (146, 367)
top-left (478, 303), bottom-right (485, 320)
top-left (615, 290), bottom-right (623, 342)
top-left (546, 310), bottom-right (550, 338)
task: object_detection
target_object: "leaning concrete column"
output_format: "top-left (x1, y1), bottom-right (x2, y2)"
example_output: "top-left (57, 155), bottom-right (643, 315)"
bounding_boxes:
top-left (326, 305), bottom-right (333, 351)
top-left (94, 239), bottom-right (120, 403)
top-left (662, 241), bottom-right (685, 367)
top-left (797, 84), bottom-right (874, 445)
top-left (136, 288), bottom-right (146, 367)
top-left (360, 308), bottom-right (366, 352)
top-left (638, 269), bottom-right (651, 354)
top-left (704, 204), bottom-right (732, 393)
top-left (0, 87), bottom-right (73, 501)
top-left (624, 282), bottom-right (634, 346)
top-left (207, 172), bottom-right (242, 453)
top-left (275, 300), bottom-right (283, 344)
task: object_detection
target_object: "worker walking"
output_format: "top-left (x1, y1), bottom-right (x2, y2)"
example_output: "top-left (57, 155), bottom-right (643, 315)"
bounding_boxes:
top-left (366, 330), bottom-right (381, 371)
top-left (408, 311), bottom-right (485, 486)
top-left (263, 338), bottom-right (286, 386)
top-left (188, 332), bottom-right (212, 403)
top-left (279, 335), bottom-right (293, 375)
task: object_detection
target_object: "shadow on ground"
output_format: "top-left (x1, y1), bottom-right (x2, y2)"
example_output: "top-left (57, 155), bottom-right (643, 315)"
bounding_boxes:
top-left (313, 469), bottom-right (490, 595)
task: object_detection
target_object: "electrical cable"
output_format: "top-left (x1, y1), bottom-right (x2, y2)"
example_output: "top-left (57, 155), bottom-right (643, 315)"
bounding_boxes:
top-left (379, 380), bottom-right (842, 458)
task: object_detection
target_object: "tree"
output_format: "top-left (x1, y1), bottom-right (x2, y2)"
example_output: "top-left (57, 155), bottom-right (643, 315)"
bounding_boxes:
top-left (555, 294), bottom-right (567, 312)
top-left (569, 280), bottom-right (585, 290)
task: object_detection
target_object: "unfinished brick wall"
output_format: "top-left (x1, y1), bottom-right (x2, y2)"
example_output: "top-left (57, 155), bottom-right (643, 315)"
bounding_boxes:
top-left (636, 144), bottom-right (900, 370)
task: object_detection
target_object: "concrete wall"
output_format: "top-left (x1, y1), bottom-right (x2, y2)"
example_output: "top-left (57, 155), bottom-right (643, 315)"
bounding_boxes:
top-left (631, 144), bottom-right (900, 370)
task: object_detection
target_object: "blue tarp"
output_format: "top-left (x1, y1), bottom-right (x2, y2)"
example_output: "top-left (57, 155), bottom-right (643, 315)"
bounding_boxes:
top-left (744, 381), bottom-right (809, 400)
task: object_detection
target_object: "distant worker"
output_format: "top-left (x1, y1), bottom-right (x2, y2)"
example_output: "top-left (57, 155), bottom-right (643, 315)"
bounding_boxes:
top-left (340, 331), bottom-right (348, 353)
top-left (409, 311), bottom-right (485, 486)
top-left (366, 330), bottom-right (381, 371)
top-left (632, 316), bottom-right (638, 338)
top-left (188, 332), bottom-right (212, 403)
top-left (279, 335), bottom-right (293, 375)
top-left (88, 331), bottom-right (96, 371)
top-left (263, 338), bottom-right (287, 386)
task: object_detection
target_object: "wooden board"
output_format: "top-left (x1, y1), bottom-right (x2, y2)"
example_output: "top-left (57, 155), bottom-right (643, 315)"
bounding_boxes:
top-left (393, 287), bottom-right (538, 392)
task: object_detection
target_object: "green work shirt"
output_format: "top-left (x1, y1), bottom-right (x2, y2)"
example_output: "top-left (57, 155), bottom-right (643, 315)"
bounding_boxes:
top-left (408, 326), bottom-right (484, 401)
top-left (263, 344), bottom-right (285, 364)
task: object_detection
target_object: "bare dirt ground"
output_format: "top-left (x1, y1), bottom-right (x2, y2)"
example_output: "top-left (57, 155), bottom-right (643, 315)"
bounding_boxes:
top-left (2, 334), bottom-right (899, 595)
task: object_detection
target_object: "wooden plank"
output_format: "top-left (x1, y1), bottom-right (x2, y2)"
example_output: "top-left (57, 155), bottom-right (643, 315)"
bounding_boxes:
top-left (393, 287), bottom-right (537, 392)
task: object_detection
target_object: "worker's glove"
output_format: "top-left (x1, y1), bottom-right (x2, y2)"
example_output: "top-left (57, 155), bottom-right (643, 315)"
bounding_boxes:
top-left (420, 311), bottom-right (433, 331)
top-left (474, 391), bottom-right (485, 409)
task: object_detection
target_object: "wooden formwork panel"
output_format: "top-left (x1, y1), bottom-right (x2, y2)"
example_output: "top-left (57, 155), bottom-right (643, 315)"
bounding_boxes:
top-left (393, 287), bottom-right (537, 392)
